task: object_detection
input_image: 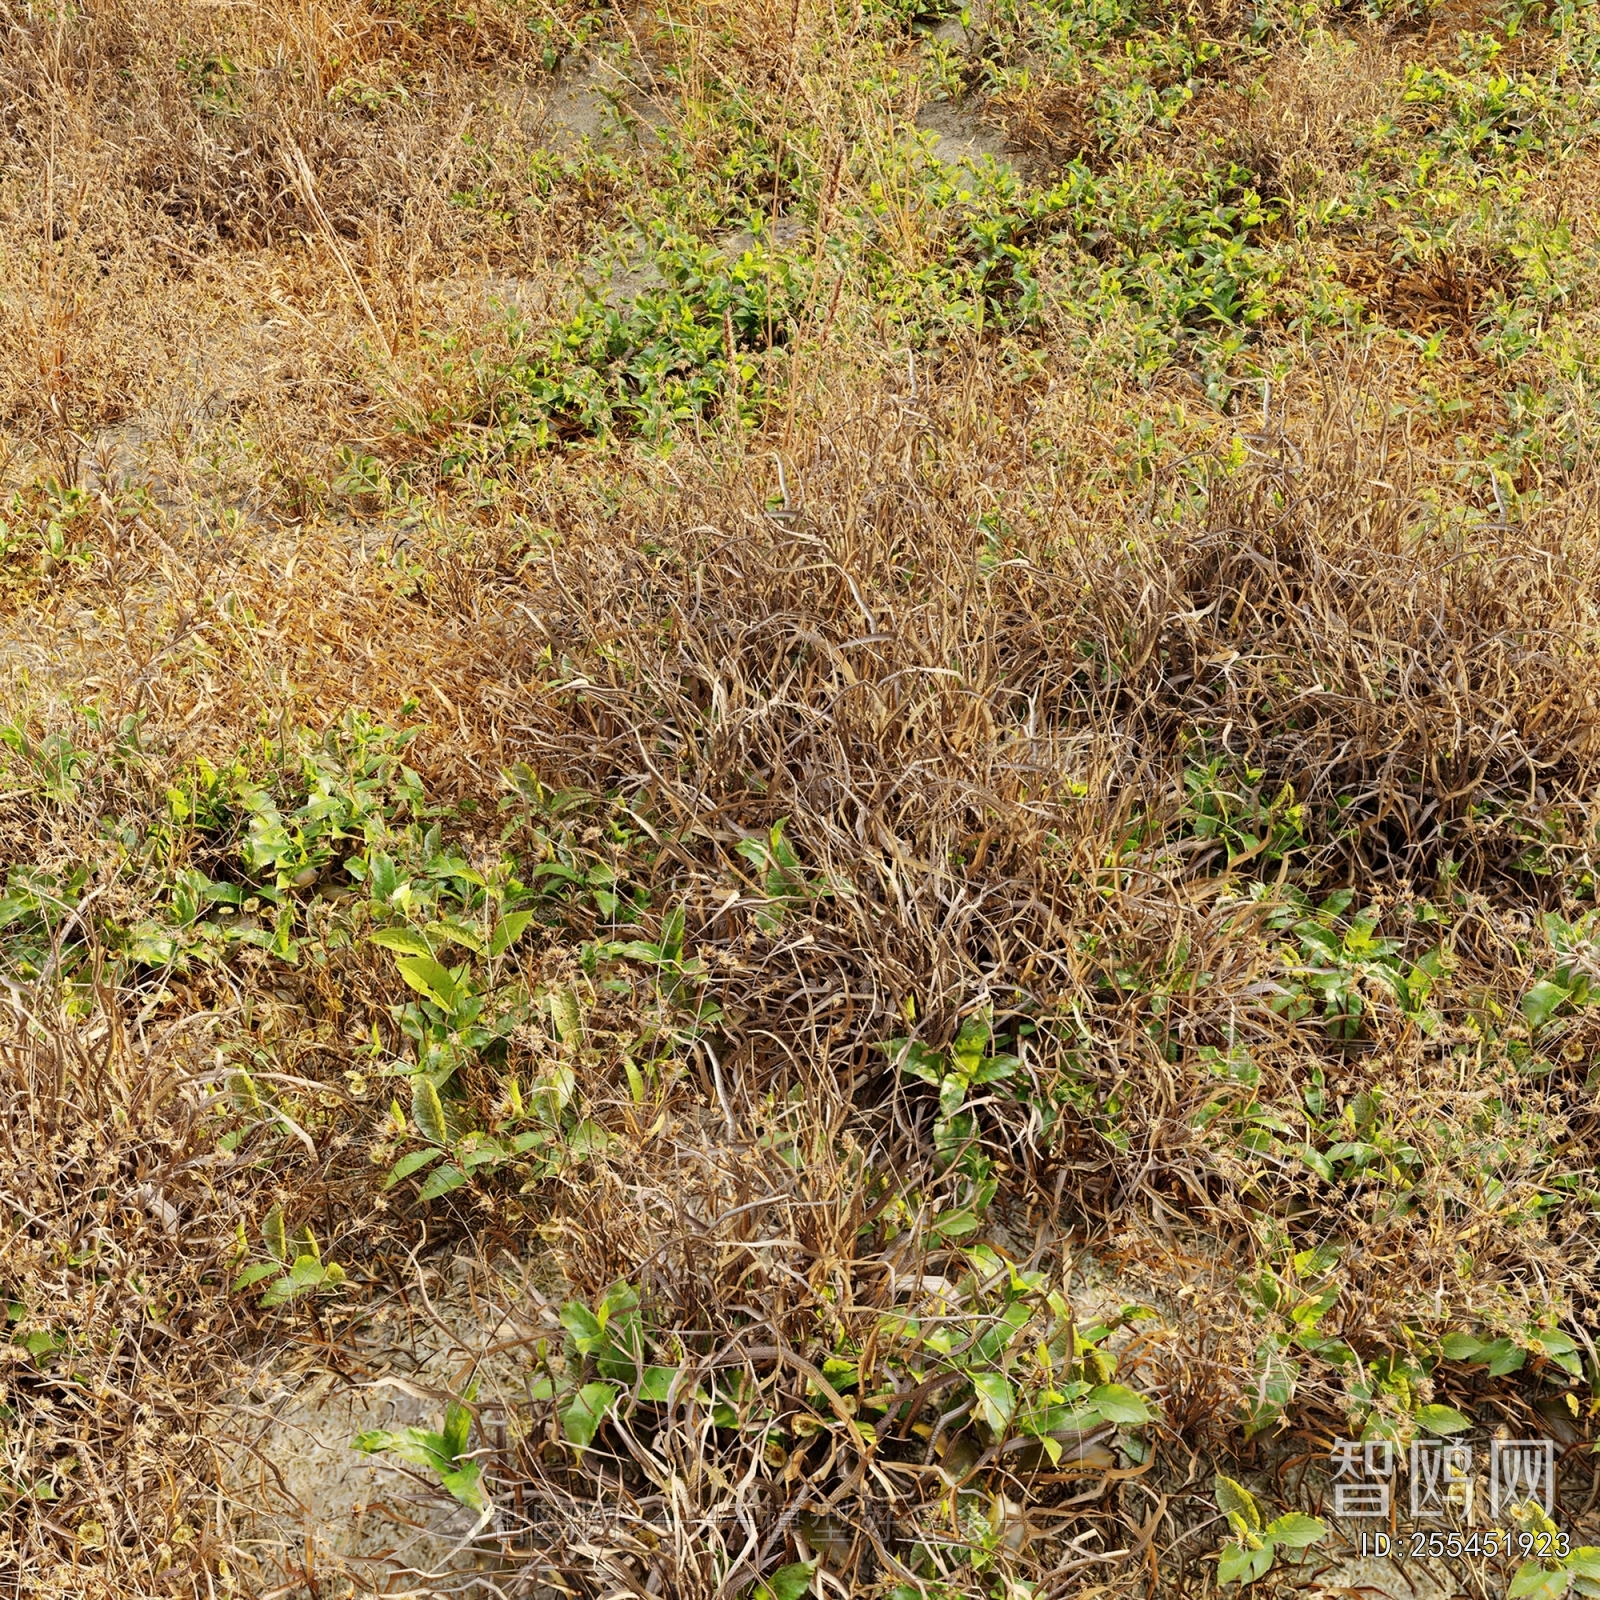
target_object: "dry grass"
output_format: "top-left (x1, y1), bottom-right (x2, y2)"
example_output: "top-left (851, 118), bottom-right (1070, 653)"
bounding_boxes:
top-left (4, 0), bottom-right (1600, 1594)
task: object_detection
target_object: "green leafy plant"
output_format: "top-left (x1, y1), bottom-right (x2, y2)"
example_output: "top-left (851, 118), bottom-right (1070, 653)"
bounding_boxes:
top-left (352, 1386), bottom-right (486, 1510)
top-left (1181, 752), bottom-right (1307, 869)
top-left (231, 1207), bottom-right (348, 1307)
top-left (888, 1006), bottom-right (1020, 1171)
top-left (1522, 910), bottom-right (1600, 1031)
top-left (528, 1281), bottom-right (700, 1448)
top-left (753, 1560), bottom-right (818, 1600)
top-left (382, 982), bottom-right (608, 1201)
top-left (1270, 895), bottom-right (1449, 1041)
top-left (480, 230), bottom-right (808, 450)
top-left (1213, 1474), bottom-right (1325, 1586)
top-left (1440, 1323), bottom-right (1585, 1381)
top-left (735, 818), bottom-right (833, 932)
top-left (1507, 1500), bottom-right (1600, 1597)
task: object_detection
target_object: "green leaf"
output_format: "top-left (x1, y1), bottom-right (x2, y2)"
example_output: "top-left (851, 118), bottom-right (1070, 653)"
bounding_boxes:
top-left (637, 1365), bottom-right (681, 1402)
top-left (438, 1461), bottom-right (485, 1511)
top-left (938, 1075), bottom-right (967, 1118)
top-left (549, 987), bottom-right (583, 1043)
top-left (1088, 1383), bottom-right (1153, 1424)
top-left (560, 1299), bottom-right (605, 1348)
top-left (231, 1262), bottom-right (280, 1293)
top-left (947, 1011), bottom-right (985, 1075)
top-left (1508, 1562), bottom-right (1572, 1600)
top-left (288, 1254), bottom-right (326, 1292)
top-left (1241, 1341), bottom-right (1297, 1439)
top-left (1484, 1337), bottom-right (1528, 1376)
top-left (561, 1381), bottom-right (618, 1448)
top-left (971, 1371), bottom-right (1014, 1433)
top-left (395, 954), bottom-right (462, 1010)
top-left (1218, 1541), bottom-right (1272, 1586)
top-left (658, 904), bottom-right (685, 963)
top-left (1523, 979), bottom-right (1572, 1028)
top-left (888, 1038), bottom-right (946, 1083)
top-left (441, 1395), bottom-right (473, 1463)
top-left (755, 1560), bottom-right (818, 1600)
top-left (351, 1426), bottom-right (450, 1473)
top-left (1414, 1404), bottom-right (1472, 1436)
top-left (416, 1162), bottom-right (467, 1202)
top-left (369, 927), bottom-right (434, 957)
top-left (385, 1147), bottom-right (444, 1188)
top-left (1440, 1332), bottom-right (1485, 1361)
top-left (490, 910), bottom-right (534, 958)
top-left (1263, 1512), bottom-right (1325, 1549)
top-left (970, 1052), bottom-right (1019, 1085)
top-left (1296, 1145), bottom-right (1334, 1182)
top-left (411, 1074), bottom-right (448, 1145)
top-left (229, 1068), bottom-right (263, 1114)
top-left (263, 1205), bottom-right (288, 1263)
top-left (1215, 1475), bottom-right (1263, 1536)
top-left (428, 918), bottom-right (484, 954)
top-left (929, 1207), bottom-right (979, 1242)
top-left (1567, 1550), bottom-right (1600, 1580)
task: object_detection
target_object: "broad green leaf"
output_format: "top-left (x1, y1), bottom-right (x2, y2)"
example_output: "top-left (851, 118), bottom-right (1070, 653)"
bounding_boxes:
top-left (1568, 1550), bottom-right (1600, 1580)
top-left (972, 1301), bottom-right (1031, 1365)
top-left (549, 988), bottom-right (583, 1044)
top-left (395, 954), bottom-right (462, 1010)
top-left (231, 1262), bottom-right (279, 1292)
top-left (1508, 1562), bottom-right (1572, 1600)
top-left (1532, 1329), bottom-right (1582, 1376)
top-left (1087, 1383), bottom-right (1153, 1425)
top-left (263, 1205), bottom-right (288, 1263)
top-left (1215, 1475), bottom-right (1262, 1535)
top-left (560, 1300), bottom-right (605, 1348)
top-left (561, 1381), bottom-right (617, 1448)
top-left (888, 1039), bottom-right (946, 1084)
top-left (1523, 980), bottom-right (1572, 1028)
top-left (411, 1075), bottom-right (448, 1145)
top-left (1297, 1145), bottom-right (1334, 1182)
top-left (428, 918), bottom-right (484, 954)
top-left (567, 1119), bottom-right (611, 1158)
top-left (1440, 1332), bottom-right (1485, 1361)
top-left (971, 1371), bottom-right (1014, 1433)
top-left (1414, 1404), bottom-right (1472, 1436)
top-left (369, 927), bottom-right (433, 957)
top-left (1263, 1512), bottom-right (1325, 1549)
top-left (929, 1208), bottom-right (979, 1242)
top-left (490, 910), bottom-right (534, 957)
top-left (1241, 1341), bottom-right (1298, 1439)
top-left (416, 1162), bottom-right (467, 1202)
top-left (441, 1396), bottom-right (472, 1463)
top-left (438, 1461), bottom-right (485, 1511)
top-left (1218, 1541), bottom-right (1272, 1586)
top-left (385, 1148), bottom-right (443, 1188)
top-left (658, 904), bottom-right (685, 963)
top-left (457, 1135), bottom-right (507, 1170)
top-left (351, 1426), bottom-right (449, 1472)
top-left (951, 1008), bottom-right (992, 1071)
top-left (970, 1052), bottom-right (1019, 1085)
top-left (229, 1068), bottom-right (263, 1114)
top-left (755, 1560), bottom-right (817, 1600)
top-left (637, 1365), bottom-right (680, 1402)
top-left (1484, 1337), bottom-right (1528, 1376)
top-left (288, 1254), bottom-right (325, 1292)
